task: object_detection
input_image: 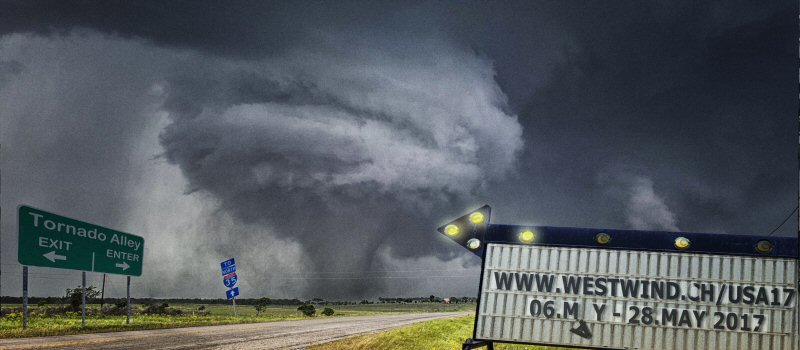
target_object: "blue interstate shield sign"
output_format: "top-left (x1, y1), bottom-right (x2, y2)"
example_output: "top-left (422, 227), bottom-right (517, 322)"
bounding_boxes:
top-left (223, 275), bottom-right (238, 288)
top-left (226, 287), bottom-right (239, 299)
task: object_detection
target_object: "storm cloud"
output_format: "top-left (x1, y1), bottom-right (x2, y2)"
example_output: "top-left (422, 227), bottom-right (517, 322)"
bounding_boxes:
top-left (159, 40), bottom-right (522, 200)
top-left (0, 1), bottom-right (796, 299)
top-left (156, 38), bottom-right (523, 296)
top-left (0, 24), bottom-right (523, 298)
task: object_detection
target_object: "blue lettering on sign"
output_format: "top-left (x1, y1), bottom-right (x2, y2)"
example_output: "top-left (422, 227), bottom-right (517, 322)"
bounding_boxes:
top-left (224, 275), bottom-right (238, 288)
top-left (220, 258), bottom-right (236, 269)
top-left (226, 287), bottom-right (239, 299)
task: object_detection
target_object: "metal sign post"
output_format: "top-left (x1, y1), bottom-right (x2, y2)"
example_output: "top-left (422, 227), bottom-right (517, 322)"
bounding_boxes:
top-left (438, 205), bottom-right (799, 350)
top-left (126, 276), bottom-right (131, 324)
top-left (100, 273), bottom-right (106, 308)
top-left (81, 271), bottom-right (86, 328)
top-left (22, 266), bottom-right (27, 330)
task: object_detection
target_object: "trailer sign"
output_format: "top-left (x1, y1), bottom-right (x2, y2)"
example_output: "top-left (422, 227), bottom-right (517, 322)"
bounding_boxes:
top-left (477, 244), bottom-right (797, 349)
top-left (437, 206), bottom-right (799, 350)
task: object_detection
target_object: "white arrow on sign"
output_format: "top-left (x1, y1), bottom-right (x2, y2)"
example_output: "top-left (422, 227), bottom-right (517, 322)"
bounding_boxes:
top-left (116, 261), bottom-right (130, 271)
top-left (43, 251), bottom-right (67, 262)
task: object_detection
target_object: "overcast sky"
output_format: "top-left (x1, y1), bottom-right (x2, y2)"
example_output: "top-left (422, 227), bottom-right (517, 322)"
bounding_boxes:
top-left (0, 1), bottom-right (796, 299)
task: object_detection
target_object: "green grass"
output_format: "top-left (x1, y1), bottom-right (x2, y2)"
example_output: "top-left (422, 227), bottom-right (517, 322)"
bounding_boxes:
top-left (309, 315), bottom-right (568, 350)
top-left (0, 302), bottom-right (476, 339)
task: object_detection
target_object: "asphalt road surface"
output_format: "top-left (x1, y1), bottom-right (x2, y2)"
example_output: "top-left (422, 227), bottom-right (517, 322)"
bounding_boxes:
top-left (0, 312), bottom-right (467, 350)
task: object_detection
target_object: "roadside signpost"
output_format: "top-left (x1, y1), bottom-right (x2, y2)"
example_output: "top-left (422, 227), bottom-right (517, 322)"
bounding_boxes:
top-left (17, 205), bottom-right (145, 328)
top-left (221, 258), bottom-right (240, 316)
top-left (439, 205), bottom-right (799, 350)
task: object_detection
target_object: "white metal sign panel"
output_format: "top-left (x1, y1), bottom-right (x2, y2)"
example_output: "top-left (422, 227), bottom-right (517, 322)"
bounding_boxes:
top-left (476, 243), bottom-right (799, 349)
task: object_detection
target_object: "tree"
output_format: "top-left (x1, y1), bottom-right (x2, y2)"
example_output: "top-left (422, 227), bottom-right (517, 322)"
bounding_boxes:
top-left (429, 295), bottom-right (436, 303)
top-left (65, 285), bottom-right (100, 311)
top-left (321, 307), bottom-right (334, 316)
top-left (297, 304), bottom-right (316, 316)
top-left (255, 297), bottom-right (271, 316)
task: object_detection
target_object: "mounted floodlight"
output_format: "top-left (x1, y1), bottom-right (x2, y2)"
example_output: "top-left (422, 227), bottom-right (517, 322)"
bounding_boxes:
top-left (444, 224), bottom-right (460, 237)
top-left (519, 230), bottom-right (535, 243)
top-left (437, 205), bottom-right (491, 257)
top-left (469, 212), bottom-right (485, 224)
top-left (595, 232), bottom-right (611, 245)
top-left (755, 240), bottom-right (773, 254)
top-left (674, 236), bottom-right (690, 250)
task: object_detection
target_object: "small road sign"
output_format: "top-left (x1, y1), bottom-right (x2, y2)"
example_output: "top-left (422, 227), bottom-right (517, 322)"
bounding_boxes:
top-left (220, 258), bottom-right (240, 299)
top-left (221, 258), bottom-right (236, 275)
top-left (226, 287), bottom-right (239, 299)
top-left (18, 206), bottom-right (144, 276)
top-left (223, 274), bottom-right (238, 288)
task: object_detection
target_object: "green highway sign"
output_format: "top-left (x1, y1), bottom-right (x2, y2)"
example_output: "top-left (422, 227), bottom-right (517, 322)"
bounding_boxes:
top-left (18, 205), bottom-right (144, 276)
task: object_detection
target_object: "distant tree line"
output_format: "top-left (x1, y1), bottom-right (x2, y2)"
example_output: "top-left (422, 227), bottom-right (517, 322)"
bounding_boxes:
top-left (377, 296), bottom-right (476, 304)
top-left (2, 294), bottom-right (476, 306)
top-left (0, 296), bottom-right (306, 306)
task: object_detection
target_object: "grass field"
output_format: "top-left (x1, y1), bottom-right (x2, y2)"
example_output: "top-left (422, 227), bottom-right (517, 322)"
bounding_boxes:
top-left (310, 315), bottom-right (567, 350)
top-left (0, 302), bottom-right (475, 339)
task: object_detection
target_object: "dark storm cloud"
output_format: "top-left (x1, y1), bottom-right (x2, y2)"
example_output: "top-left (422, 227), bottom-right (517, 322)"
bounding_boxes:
top-left (0, 0), bottom-right (295, 57)
top-left (0, 34), bottom-right (321, 298)
top-left (0, 35), bottom-right (166, 226)
top-left (487, 1), bottom-right (797, 236)
top-left (0, 1), bottom-right (470, 60)
top-left (1, 1), bottom-right (796, 299)
top-left (0, 1), bottom-right (528, 298)
top-left (156, 38), bottom-right (523, 297)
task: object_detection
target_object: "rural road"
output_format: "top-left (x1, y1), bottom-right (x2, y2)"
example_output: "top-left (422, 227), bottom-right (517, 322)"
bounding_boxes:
top-left (0, 312), bottom-right (467, 350)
